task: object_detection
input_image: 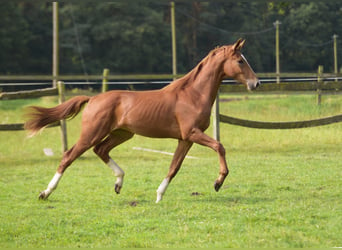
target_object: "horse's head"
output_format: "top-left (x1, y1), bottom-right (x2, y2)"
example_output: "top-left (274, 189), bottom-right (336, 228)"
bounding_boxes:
top-left (223, 39), bottom-right (260, 91)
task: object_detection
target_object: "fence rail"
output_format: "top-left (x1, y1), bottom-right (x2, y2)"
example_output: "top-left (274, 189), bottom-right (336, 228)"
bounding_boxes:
top-left (0, 123), bottom-right (25, 131)
top-left (219, 114), bottom-right (342, 129)
top-left (2, 70), bottom-right (342, 93)
top-left (0, 87), bottom-right (58, 100)
top-left (0, 82), bottom-right (67, 152)
top-left (220, 81), bottom-right (342, 93)
top-left (1, 72), bottom-right (342, 83)
top-left (2, 69), bottom-right (342, 146)
top-left (211, 66), bottom-right (342, 139)
top-left (0, 122), bottom-right (60, 131)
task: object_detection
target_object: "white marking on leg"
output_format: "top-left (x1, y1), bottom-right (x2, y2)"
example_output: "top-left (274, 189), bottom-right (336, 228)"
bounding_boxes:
top-left (107, 158), bottom-right (125, 192)
top-left (42, 172), bottom-right (62, 198)
top-left (156, 178), bottom-right (170, 203)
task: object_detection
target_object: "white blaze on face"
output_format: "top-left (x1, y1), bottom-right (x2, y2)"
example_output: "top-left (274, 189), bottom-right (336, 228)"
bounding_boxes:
top-left (241, 53), bottom-right (259, 90)
top-left (241, 54), bottom-right (254, 73)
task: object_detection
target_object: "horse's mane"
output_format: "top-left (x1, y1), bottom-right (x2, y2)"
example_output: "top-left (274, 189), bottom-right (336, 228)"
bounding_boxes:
top-left (164, 45), bottom-right (229, 91)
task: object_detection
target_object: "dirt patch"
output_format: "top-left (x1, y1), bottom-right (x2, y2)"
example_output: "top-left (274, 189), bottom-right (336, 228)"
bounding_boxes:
top-left (129, 201), bottom-right (138, 207)
top-left (191, 192), bottom-right (202, 196)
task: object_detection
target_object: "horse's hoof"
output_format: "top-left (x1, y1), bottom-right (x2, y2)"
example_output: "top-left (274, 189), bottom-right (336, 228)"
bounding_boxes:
top-left (38, 191), bottom-right (47, 200)
top-left (114, 184), bottom-right (121, 194)
top-left (214, 181), bottom-right (222, 192)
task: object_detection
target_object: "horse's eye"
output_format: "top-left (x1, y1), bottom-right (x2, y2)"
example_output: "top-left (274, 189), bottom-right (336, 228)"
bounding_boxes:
top-left (238, 59), bottom-right (244, 65)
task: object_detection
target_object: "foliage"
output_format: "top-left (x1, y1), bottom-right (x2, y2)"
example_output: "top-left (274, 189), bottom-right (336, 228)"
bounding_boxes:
top-left (59, 2), bottom-right (171, 74)
top-left (0, 93), bottom-right (341, 247)
top-left (0, 2), bottom-right (342, 74)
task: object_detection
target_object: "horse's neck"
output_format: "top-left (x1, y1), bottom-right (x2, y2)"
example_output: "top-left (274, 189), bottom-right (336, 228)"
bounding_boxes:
top-left (170, 56), bottom-right (225, 106)
top-left (192, 64), bottom-right (224, 105)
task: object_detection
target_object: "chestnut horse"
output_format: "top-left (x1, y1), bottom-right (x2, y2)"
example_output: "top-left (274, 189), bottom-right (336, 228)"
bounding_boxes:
top-left (25, 39), bottom-right (259, 203)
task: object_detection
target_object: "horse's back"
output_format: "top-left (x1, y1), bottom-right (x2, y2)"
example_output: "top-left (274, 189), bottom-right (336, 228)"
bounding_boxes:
top-left (81, 89), bottom-right (181, 138)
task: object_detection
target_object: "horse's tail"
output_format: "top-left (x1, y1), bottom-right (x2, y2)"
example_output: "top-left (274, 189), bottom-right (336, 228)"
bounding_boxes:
top-left (24, 95), bottom-right (90, 136)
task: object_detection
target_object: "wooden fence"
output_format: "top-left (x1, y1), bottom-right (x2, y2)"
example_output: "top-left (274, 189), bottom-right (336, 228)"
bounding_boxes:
top-left (0, 81), bottom-right (67, 152)
top-left (2, 67), bottom-right (342, 144)
top-left (211, 65), bottom-right (342, 140)
top-left (219, 113), bottom-right (342, 129)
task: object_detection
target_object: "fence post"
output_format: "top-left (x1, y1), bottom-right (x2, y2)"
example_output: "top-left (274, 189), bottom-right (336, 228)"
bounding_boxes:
top-left (212, 92), bottom-right (220, 141)
top-left (102, 68), bottom-right (109, 93)
top-left (170, 1), bottom-right (177, 80)
top-left (52, 2), bottom-right (59, 88)
top-left (317, 65), bottom-right (323, 106)
top-left (274, 20), bottom-right (281, 84)
top-left (333, 34), bottom-right (338, 82)
top-left (58, 81), bottom-right (68, 152)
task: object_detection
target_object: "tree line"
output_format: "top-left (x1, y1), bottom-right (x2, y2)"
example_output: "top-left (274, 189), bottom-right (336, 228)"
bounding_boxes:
top-left (1, 2), bottom-right (342, 76)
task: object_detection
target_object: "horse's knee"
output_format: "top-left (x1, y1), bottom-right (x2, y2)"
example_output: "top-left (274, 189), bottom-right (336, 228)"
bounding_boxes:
top-left (214, 142), bottom-right (226, 156)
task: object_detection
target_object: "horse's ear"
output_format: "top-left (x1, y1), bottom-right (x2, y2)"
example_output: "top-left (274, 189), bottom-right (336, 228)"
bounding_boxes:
top-left (232, 38), bottom-right (245, 52)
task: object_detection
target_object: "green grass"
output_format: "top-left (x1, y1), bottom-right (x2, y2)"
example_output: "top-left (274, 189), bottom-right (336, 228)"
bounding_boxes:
top-left (0, 92), bottom-right (342, 247)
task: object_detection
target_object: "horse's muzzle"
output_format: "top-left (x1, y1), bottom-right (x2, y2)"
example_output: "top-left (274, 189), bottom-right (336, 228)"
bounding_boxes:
top-left (247, 79), bottom-right (260, 91)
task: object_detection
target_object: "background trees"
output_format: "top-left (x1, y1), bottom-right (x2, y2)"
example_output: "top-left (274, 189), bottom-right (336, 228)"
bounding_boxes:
top-left (0, 2), bottom-right (341, 75)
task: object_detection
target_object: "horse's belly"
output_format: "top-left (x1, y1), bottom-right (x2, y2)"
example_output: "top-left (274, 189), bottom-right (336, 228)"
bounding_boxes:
top-left (128, 122), bottom-right (181, 139)
top-left (119, 96), bottom-right (181, 138)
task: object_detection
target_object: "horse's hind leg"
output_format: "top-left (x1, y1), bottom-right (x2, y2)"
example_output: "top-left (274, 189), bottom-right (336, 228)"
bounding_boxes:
top-left (39, 122), bottom-right (112, 200)
top-left (93, 129), bottom-right (134, 194)
top-left (39, 141), bottom-right (91, 200)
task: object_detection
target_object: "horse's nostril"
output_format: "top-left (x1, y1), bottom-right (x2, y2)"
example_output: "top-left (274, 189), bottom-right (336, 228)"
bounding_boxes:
top-left (256, 81), bottom-right (260, 87)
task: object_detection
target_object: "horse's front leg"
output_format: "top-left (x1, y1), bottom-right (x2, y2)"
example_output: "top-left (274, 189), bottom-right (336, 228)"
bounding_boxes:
top-left (39, 172), bottom-right (63, 199)
top-left (188, 128), bottom-right (229, 192)
top-left (156, 140), bottom-right (193, 203)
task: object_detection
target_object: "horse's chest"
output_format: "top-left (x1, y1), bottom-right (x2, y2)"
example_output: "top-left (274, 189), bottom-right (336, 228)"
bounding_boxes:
top-left (185, 106), bottom-right (211, 131)
top-left (197, 112), bottom-right (211, 131)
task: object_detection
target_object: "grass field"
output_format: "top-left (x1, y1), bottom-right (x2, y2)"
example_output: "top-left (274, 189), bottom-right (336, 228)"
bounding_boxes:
top-left (0, 92), bottom-right (341, 247)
